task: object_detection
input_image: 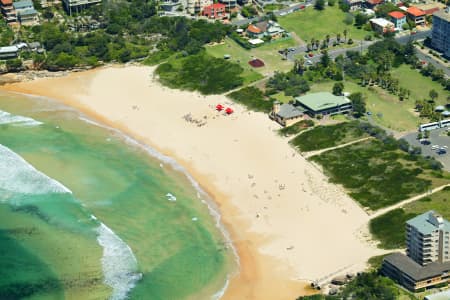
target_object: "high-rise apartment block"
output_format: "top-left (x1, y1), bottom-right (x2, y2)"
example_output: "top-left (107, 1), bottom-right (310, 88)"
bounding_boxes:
top-left (431, 8), bottom-right (450, 58)
top-left (406, 211), bottom-right (450, 265)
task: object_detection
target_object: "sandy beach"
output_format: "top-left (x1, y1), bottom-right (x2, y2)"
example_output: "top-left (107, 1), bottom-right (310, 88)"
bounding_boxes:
top-left (0, 65), bottom-right (384, 299)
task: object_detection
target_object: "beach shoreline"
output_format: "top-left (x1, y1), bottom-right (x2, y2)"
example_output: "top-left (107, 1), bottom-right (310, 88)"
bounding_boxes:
top-left (0, 65), bottom-right (383, 299)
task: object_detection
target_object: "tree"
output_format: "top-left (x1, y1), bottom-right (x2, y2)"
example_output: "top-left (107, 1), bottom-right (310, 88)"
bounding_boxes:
top-left (325, 34), bottom-right (330, 45)
top-left (314, 0), bottom-right (325, 10)
top-left (336, 33), bottom-right (341, 43)
top-left (429, 89), bottom-right (438, 102)
top-left (341, 272), bottom-right (398, 300)
top-left (349, 92), bottom-right (366, 117)
top-left (344, 13), bottom-right (354, 25)
top-left (332, 82), bottom-right (344, 95)
top-left (354, 13), bottom-right (368, 27)
top-left (343, 29), bottom-right (348, 41)
top-left (320, 50), bottom-right (330, 67)
top-left (328, 0), bottom-right (335, 6)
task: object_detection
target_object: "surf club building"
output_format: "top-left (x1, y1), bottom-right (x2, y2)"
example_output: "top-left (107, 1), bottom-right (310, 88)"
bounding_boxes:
top-left (270, 92), bottom-right (352, 126)
top-left (294, 92), bottom-right (352, 118)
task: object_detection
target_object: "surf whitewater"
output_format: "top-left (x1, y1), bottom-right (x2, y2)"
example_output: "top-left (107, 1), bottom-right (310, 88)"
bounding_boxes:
top-left (0, 93), bottom-right (235, 299)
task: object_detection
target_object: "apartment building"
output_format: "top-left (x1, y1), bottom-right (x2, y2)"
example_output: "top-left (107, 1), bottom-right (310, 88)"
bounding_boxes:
top-left (381, 211), bottom-right (450, 292)
top-left (186, 0), bottom-right (211, 15)
top-left (431, 8), bottom-right (450, 58)
top-left (406, 211), bottom-right (450, 266)
top-left (13, 0), bottom-right (38, 25)
top-left (0, 0), bottom-right (16, 23)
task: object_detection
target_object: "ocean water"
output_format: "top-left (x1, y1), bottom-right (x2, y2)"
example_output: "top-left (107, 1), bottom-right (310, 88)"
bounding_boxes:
top-left (0, 92), bottom-right (236, 300)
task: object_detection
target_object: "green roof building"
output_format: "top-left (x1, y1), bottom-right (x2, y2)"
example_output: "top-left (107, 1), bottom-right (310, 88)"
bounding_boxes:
top-left (294, 92), bottom-right (352, 117)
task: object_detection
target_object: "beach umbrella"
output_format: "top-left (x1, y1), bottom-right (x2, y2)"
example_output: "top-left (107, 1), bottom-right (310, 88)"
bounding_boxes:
top-left (216, 104), bottom-right (224, 111)
top-left (225, 107), bottom-right (234, 115)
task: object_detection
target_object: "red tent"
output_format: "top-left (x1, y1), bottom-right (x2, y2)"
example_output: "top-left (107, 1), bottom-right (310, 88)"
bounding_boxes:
top-left (225, 107), bottom-right (234, 115)
top-left (216, 104), bottom-right (224, 111)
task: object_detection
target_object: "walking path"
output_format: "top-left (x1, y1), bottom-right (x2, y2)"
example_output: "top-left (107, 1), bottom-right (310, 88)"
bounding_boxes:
top-left (368, 183), bottom-right (450, 220)
top-left (302, 137), bottom-right (372, 158)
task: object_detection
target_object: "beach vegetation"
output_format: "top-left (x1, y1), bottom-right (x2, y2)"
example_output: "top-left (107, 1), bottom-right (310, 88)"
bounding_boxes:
top-left (298, 272), bottom-right (399, 300)
top-left (290, 120), bottom-right (369, 152)
top-left (155, 52), bottom-right (243, 95)
top-left (228, 86), bottom-right (274, 112)
top-left (266, 71), bottom-right (310, 97)
top-left (278, 119), bottom-right (314, 137)
top-left (311, 136), bottom-right (446, 210)
top-left (370, 187), bottom-right (450, 249)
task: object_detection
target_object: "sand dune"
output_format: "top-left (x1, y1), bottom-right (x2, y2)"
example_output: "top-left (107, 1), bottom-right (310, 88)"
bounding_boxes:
top-left (1, 65), bottom-right (384, 299)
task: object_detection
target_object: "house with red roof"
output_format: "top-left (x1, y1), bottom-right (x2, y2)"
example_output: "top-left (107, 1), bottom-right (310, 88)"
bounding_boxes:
top-left (202, 3), bottom-right (226, 19)
top-left (389, 11), bottom-right (406, 29)
top-left (246, 24), bottom-right (264, 38)
top-left (407, 6), bottom-right (426, 26)
top-left (246, 20), bottom-right (286, 39)
top-left (365, 0), bottom-right (384, 9)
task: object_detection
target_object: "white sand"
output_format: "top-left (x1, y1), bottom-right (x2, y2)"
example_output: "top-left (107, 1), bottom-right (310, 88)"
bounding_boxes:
top-left (1, 65), bottom-right (384, 299)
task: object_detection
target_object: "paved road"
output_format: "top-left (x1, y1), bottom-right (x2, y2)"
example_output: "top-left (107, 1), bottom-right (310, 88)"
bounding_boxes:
top-left (273, 1), bottom-right (312, 17)
top-left (415, 49), bottom-right (450, 77)
top-left (395, 30), bottom-right (430, 45)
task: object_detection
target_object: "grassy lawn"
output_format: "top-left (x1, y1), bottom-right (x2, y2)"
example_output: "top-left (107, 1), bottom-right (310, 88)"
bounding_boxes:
top-left (205, 38), bottom-right (295, 76)
top-left (290, 120), bottom-right (368, 152)
top-left (311, 138), bottom-right (446, 210)
top-left (370, 187), bottom-right (450, 249)
top-left (272, 91), bottom-right (294, 103)
top-left (310, 81), bottom-right (420, 132)
top-left (391, 64), bottom-right (450, 106)
top-left (278, 6), bottom-right (367, 43)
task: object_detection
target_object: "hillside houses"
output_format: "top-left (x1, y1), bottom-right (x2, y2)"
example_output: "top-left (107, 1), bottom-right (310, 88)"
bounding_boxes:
top-left (246, 20), bottom-right (286, 39)
top-left (0, 0), bottom-right (38, 26)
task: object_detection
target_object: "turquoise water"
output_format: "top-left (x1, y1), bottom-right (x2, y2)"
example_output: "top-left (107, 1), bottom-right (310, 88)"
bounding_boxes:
top-left (0, 92), bottom-right (235, 300)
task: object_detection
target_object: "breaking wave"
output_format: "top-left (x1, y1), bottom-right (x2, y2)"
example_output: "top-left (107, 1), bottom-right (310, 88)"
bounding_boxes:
top-left (96, 222), bottom-right (142, 300)
top-left (0, 109), bottom-right (42, 126)
top-left (0, 144), bottom-right (71, 195)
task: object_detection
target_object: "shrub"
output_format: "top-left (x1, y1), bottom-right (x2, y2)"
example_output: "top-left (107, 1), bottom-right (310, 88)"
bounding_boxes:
top-left (228, 86), bottom-right (274, 112)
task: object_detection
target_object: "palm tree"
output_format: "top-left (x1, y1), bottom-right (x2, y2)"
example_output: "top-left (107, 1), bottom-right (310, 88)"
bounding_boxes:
top-left (343, 29), bottom-right (348, 42)
top-left (315, 39), bottom-right (320, 49)
top-left (310, 38), bottom-right (315, 49)
top-left (336, 33), bottom-right (341, 43)
top-left (325, 34), bottom-right (330, 46)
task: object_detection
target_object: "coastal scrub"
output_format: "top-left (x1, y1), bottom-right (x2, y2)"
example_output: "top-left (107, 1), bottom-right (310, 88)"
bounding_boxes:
top-left (155, 53), bottom-right (244, 94)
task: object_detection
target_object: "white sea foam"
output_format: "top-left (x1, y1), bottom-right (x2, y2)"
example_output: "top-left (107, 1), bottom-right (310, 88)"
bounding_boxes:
top-left (0, 144), bottom-right (71, 195)
top-left (78, 114), bottom-right (240, 299)
top-left (96, 222), bottom-right (142, 300)
top-left (0, 110), bottom-right (42, 126)
top-left (166, 193), bottom-right (177, 202)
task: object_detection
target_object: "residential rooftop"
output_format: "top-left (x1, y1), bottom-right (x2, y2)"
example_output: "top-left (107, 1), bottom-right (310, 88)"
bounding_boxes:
top-left (371, 18), bottom-right (395, 27)
top-left (407, 6), bottom-right (426, 17)
top-left (276, 103), bottom-right (305, 119)
top-left (295, 92), bottom-right (350, 112)
top-left (406, 210), bottom-right (450, 235)
top-left (389, 11), bottom-right (406, 19)
top-left (433, 8), bottom-right (450, 22)
top-left (13, 0), bottom-right (33, 9)
top-left (384, 252), bottom-right (450, 281)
